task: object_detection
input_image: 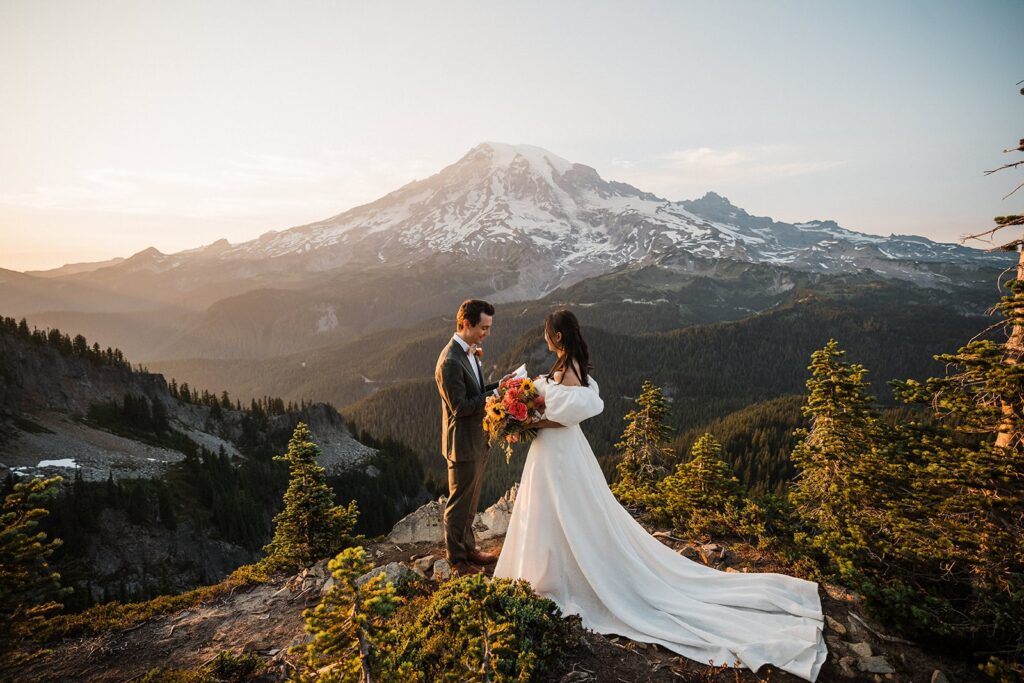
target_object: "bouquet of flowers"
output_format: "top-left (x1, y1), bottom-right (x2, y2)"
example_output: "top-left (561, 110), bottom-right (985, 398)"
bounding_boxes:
top-left (483, 376), bottom-right (545, 463)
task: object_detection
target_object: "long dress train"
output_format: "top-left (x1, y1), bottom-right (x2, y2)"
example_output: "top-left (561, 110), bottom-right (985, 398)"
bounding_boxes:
top-left (493, 376), bottom-right (827, 682)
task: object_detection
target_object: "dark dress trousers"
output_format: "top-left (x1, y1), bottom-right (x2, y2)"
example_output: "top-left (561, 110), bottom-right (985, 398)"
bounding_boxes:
top-left (435, 338), bottom-right (499, 563)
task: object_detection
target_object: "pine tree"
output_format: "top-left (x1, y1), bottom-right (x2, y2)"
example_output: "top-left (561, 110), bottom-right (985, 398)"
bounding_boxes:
top-left (447, 575), bottom-right (526, 683)
top-left (262, 423), bottom-right (361, 572)
top-left (889, 283), bottom-right (1024, 656)
top-left (611, 380), bottom-right (673, 508)
top-left (401, 574), bottom-right (567, 682)
top-left (789, 340), bottom-right (909, 582)
top-left (0, 476), bottom-right (68, 670)
top-left (650, 433), bottom-right (741, 539)
top-left (292, 546), bottom-right (410, 683)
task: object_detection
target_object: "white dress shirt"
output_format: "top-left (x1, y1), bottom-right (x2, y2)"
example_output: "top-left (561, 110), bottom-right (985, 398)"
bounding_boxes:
top-left (452, 333), bottom-right (496, 396)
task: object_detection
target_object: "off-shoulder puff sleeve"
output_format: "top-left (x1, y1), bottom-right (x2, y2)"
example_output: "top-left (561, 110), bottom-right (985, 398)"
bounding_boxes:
top-left (541, 377), bottom-right (604, 426)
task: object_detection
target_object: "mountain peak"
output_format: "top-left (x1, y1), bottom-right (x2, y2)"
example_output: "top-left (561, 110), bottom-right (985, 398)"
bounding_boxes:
top-left (128, 247), bottom-right (165, 260)
top-left (464, 141), bottom-right (575, 175)
top-left (695, 191), bottom-right (736, 207)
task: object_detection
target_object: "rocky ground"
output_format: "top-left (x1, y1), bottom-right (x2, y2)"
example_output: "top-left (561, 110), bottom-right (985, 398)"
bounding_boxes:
top-left (16, 493), bottom-right (983, 683)
top-left (0, 411), bottom-right (187, 482)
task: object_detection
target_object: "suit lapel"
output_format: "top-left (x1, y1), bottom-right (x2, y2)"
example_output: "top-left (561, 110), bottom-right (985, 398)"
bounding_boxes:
top-left (450, 340), bottom-right (480, 392)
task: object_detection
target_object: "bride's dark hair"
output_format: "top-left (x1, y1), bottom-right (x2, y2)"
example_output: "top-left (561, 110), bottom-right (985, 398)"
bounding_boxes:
top-left (545, 309), bottom-right (591, 386)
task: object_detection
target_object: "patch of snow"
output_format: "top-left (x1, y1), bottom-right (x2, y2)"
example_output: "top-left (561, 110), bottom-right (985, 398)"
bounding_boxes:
top-left (37, 459), bottom-right (78, 469)
top-left (316, 305), bottom-right (338, 333)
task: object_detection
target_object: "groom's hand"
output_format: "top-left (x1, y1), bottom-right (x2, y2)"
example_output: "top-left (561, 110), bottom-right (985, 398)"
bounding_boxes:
top-left (491, 373), bottom-right (513, 397)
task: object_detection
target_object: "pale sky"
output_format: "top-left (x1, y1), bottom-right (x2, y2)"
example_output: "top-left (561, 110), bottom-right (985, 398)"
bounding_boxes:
top-left (1, 0), bottom-right (1020, 272)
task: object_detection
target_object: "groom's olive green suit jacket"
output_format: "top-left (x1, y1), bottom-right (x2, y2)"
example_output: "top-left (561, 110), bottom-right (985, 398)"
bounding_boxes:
top-left (435, 338), bottom-right (499, 462)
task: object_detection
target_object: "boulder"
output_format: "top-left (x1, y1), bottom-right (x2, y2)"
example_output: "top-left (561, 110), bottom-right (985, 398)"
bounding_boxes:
top-left (825, 615), bottom-right (847, 635)
top-left (386, 497), bottom-right (447, 544)
top-left (697, 543), bottom-right (728, 565)
top-left (837, 656), bottom-right (858, 678)
top-left (386, 485), bottom-right (519, 544)
top-left (412, 555), bottom-right (436, 575)
top-left (678, 545), bottom-right (700, 561)
top-left (432, 558), bottom-right (452, 581)
top-left (355, 562), bottom-right (417, 589)
top-left (857, 656), bottom-right (895, 674)
top-left (474, 484), bottom-right (518, 540)
top-left (824, 636), bottom-right (844, 652)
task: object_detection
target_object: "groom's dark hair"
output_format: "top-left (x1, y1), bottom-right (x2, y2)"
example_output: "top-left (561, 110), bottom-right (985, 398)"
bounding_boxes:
top-left (457, 299), bottom-right (495, 329)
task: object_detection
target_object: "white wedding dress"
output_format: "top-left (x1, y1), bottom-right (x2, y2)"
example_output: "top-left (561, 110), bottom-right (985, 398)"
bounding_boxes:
top-left (493, 376), bottom-right (828, 682)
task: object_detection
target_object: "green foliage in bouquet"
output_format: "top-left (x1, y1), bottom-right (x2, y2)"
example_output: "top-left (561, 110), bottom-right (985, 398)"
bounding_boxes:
top-left (611, 380), bottom-right (673, 508)
top-left (0, 475), bottom-right (69, 671)
top-left (396, 574), bottom-right (569, 682)
top-left (262, 422), bottom-right (361, 572)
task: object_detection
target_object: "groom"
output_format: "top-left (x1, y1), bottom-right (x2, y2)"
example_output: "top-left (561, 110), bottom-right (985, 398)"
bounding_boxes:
top-left (435, 299), bottom-right (506, 575)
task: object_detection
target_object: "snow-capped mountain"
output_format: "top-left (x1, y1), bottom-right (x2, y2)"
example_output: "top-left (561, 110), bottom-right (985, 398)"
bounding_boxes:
top-left (7, 142), bottom-right (1008, 361)
top-left (19, 142), bottom-right (1007, 313)
top-left (205, 141), bottom-right (1000, 291)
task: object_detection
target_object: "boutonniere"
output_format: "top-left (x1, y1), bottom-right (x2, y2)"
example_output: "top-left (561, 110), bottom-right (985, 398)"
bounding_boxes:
top-left (470, 344), bottom-right (484, 358)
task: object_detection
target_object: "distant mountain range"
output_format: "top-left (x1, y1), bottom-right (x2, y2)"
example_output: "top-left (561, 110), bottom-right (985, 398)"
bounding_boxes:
top-left (0, 142), bottom-right (1010, 361)
top-left (217, 141), bottom-right (1000, 292)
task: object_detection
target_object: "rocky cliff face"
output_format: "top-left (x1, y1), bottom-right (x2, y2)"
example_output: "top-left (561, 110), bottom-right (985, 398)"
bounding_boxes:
top-left (76, 508), bottom-right (258, 603)
top-left (0, 331), bottom-right (375, 482)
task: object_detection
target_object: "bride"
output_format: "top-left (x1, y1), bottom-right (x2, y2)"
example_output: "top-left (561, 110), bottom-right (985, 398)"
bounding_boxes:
top-left (493, 309), bottom-right (828, 682)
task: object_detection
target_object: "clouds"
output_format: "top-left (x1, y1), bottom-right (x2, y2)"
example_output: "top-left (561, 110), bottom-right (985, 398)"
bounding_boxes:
top-left (606, 144), bottom-right (846, 200)
top-left (0, 146), bottom-right (438, 270)
top-left (0, 148), bottom-right (433, 220)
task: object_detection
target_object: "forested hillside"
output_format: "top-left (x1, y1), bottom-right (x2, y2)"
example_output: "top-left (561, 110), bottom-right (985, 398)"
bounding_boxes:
top-left (0, 315), bottom-right (428, 612)
top-left (344, 282), bottom-right (991, 507)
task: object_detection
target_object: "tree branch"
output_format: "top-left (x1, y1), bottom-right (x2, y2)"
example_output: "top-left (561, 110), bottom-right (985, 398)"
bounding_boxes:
top-left (961, 217), bottom-right (1024, 244)
top-left (1003, 179), bottom-right (1024, 200)
top-left (984, 159), bottom-right (1024, 175)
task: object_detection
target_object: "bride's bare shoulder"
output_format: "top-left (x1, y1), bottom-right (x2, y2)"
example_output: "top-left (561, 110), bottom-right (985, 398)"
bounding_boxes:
top-left (561, 363), bottom-right (582, 387)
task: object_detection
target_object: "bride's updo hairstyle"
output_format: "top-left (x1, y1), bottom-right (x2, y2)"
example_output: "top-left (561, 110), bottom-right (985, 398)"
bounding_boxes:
top-left (545, 309), bottom-right (592, 387)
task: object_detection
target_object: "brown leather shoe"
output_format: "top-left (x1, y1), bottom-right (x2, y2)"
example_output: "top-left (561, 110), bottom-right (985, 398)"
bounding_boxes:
top-left (467, 549), bottom-right (498, 565)
top-left (452, 561), bottom-right (483, 576)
